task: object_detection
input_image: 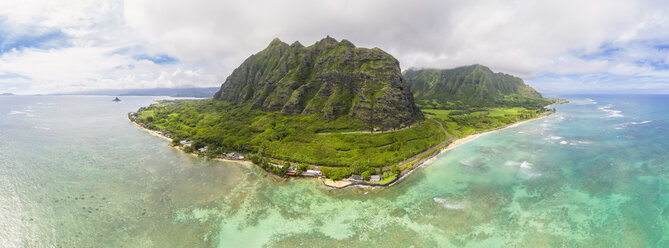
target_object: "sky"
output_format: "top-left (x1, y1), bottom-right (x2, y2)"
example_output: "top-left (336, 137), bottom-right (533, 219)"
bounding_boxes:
top-left (1, 0), bottom-right (669, 94)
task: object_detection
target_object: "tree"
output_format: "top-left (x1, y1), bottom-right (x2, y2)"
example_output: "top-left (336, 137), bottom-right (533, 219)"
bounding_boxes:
top-left (250, 155), bottom-right (261, 164)
top-left (298, 163), bottom-right (309, 171)
top-left (361, 171), bottom-right (371, 180)
top-left (281, 161), bottom-right (291, 174)
top-left (391, 165), bottom-right (400, 175)
top-left (170, 137), bottom-right (181, 146)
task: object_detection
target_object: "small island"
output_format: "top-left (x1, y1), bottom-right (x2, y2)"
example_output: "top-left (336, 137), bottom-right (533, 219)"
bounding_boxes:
top-left (129, 37), bottom-right (564, 188)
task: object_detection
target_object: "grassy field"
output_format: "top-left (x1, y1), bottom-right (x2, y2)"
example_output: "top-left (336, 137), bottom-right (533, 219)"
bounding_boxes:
top-left (423, 107), bottom-right (543, 137)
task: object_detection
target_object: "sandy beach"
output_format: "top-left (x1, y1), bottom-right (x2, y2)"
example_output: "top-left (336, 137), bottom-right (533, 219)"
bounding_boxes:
top-left (387, 113), bottom-right (553, 187)
top-left (322, 179), bottom-right (353, 188)
top-left (441, 114), bottom-right (550, 152)
top-left (130, 120), bottom-right (172, 142)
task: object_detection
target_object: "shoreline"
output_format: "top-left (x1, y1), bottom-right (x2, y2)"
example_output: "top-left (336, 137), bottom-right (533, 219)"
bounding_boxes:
top-left (130, 120), bottom-right (172, 142)
top-left (442, 115), bottom-right (546, 152)
top-left (129, 117), bottom-right (253, 166)
top-left (381, 112), bottom-right (553, 188)
top-left (130, 112), bottom-right (552, 189)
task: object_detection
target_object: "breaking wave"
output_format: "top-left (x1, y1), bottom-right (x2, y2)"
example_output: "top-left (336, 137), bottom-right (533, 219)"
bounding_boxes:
top-left (615, 120), bottom-right (652, 129)
top-left (571, 98), bottom-right (597, 105)
top-left (598, 104), bottom-right (623, 118)
top-left (433, 197), bottom-right (468, 210)
top-left (505, 161), bottom-right (533, 169)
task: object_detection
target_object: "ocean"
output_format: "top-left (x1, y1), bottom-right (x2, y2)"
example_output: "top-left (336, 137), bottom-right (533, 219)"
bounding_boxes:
top-left (0, 95), bottom-right (667, 247)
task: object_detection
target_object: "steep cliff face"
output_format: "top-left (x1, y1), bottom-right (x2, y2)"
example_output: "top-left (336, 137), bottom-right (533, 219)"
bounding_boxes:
top-left (404, 65), bottom-right (548, 109)
top-left (214, 36), bottom-right (423, 129)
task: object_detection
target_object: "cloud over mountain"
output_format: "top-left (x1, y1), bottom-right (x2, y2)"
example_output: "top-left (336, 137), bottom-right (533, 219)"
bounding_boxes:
top-left (1, 0), bottom-right (669, 94)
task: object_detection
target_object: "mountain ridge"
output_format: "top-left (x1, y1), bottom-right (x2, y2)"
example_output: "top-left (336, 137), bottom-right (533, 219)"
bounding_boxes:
top-left (213, 36), bottom-right (423, 130)
top-left (404, 64), bottom-right (549, 109)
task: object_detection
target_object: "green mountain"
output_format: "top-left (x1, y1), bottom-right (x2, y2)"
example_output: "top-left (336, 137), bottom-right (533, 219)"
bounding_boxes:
top-left (131, 38), bottom-right (557, 179)
top-left (404, 65), bottom-right (551, 109)
top-left (214, 36), bottom-right (423, 130)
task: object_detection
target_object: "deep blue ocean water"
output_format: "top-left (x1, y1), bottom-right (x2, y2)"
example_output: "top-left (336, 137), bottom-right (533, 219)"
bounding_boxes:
top-left (0, 95), bottom-right (667, 247)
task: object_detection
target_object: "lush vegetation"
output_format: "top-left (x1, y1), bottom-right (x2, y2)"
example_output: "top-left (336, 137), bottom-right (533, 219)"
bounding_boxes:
top-left (214, 36), bottom-right (423, 131)
top-left (130, 97), bottom-right (555, 181)
top-left (130, 99), bottom-right (446, 169)
top-left (404, 65), bottom-right (555, 109)
top-left (129, 41), bottom-right (563, 183)
top-left (422, 107), bottom-right (550, 137)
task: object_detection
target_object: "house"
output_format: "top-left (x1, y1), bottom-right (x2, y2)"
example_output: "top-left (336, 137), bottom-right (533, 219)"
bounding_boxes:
top-left (348, 174), bottom-right (363, 182)
top-left (370, 175), bottom-right (383, 182)
top-left (304, 170), bottom-right (322, 176)
top-left (271, 163), bottom-right (283, 169)
top-left (224, 152), bottom-right (245, 160)
top-left (180, 140), bottom-right (193, 147)
top-left (198, 146), bottom-right (208, 153)
top-left (287, 167), bottom-right (296, 173)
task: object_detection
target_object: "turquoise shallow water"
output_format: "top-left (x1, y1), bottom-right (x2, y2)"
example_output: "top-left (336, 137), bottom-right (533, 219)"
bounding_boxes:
top-left (0, 95), bottom-right (668, 247)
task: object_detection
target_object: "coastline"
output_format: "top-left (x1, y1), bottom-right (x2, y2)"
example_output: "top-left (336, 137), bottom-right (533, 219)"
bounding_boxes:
top-left (382, 112), bottom-right (553, 188)
top-left (442, 115), bottom-right (546, 152)
top-left (130, 112), bottom-right (552, 189)
top-left (130, 119), bottom-right (171, 142)
top-left (129, 117), bottom-right (253, 165)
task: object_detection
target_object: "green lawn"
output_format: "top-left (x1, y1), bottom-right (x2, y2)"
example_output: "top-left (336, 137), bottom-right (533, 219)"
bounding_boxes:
top-left (421, 109), bottom-right (454, 120)
top-left (487, 107), bottom-right (527, 117)
top-left (422, 106), bottom-right (543, 137)
top-left (376, 174), bottom-right (397, 184)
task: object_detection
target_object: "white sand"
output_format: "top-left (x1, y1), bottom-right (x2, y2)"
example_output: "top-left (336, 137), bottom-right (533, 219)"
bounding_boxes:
top-left (441, 115), bottom-right (550, 152)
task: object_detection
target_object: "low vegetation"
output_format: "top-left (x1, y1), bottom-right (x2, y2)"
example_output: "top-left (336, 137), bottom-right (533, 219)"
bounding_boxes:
top-left (422, 106), bottom-right (551, 137)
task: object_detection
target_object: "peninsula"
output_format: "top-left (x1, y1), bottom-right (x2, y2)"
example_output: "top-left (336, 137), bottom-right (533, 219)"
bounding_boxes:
top-left (129, 37), bottom-right (563, 187)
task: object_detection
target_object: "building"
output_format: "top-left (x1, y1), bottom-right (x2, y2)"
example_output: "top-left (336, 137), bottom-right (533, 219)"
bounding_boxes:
top-left (348, 174), bottom-right (363, 182)
top-left (271, 163), bottom-right (283, 169)
top-left (370, 175), bottom-right (383, 182)
top-left (198, 146), bottom-right (208, 153)
top-left (304, 170), bottom-right (322, 176)
top-left (225, 152), bottom-right (245, 160)
top-left (180, 140), bottom-right (193, 147)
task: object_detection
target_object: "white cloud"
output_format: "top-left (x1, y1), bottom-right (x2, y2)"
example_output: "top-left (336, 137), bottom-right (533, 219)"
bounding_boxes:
top-left (0, 0), bottom-right (220, 93)
top-left (1, 0), bottom-right (669, 94)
